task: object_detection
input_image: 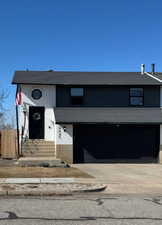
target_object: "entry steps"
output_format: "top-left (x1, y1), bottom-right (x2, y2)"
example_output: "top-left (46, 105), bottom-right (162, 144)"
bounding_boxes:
top-left (22, 140), bottom-right (55, 157)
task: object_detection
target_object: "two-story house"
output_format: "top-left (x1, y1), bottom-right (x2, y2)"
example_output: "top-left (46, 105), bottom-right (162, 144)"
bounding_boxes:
top-left (12, 65), bottom-right (162, 163)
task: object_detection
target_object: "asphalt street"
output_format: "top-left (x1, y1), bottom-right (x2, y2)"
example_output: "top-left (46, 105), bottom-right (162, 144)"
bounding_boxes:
top-left (0, 194), bottom-right (161, 224)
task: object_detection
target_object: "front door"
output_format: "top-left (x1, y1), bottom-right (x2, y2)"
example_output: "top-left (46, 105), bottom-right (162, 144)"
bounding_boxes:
top-left (29, 106), bottom-right (45, 139)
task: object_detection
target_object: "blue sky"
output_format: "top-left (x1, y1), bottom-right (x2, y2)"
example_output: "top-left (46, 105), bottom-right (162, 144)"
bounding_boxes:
top-left (0, 0), bottom-right (162, 112)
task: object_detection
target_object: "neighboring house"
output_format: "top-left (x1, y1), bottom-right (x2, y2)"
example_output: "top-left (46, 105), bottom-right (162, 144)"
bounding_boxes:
top-left (12, 65), bottom-right (162, 163)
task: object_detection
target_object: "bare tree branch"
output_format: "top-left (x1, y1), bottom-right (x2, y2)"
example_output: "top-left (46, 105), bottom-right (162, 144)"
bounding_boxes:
top-left (0, 89), bottom-right (13, 129)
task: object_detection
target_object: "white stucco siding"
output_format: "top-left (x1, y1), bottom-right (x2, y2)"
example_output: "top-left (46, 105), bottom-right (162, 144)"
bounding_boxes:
top-left (56, 124), bottom-right (73, 145)
top-left (19, 85), bottom-right (56, 141)
top-left (45, 108), bottom-right (55, 141)
top-left (19, 106), bottom-right (29, 139)
top-left (22, 85), bottom-right (56, 107)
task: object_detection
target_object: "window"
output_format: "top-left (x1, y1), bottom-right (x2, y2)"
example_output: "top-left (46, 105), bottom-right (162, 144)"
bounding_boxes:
top-left (130, 88), bottom-right (143, 106)
top-left (31, 89), bottom-right (42, 100)
top-left (70, 88), bottom-right (84, 105)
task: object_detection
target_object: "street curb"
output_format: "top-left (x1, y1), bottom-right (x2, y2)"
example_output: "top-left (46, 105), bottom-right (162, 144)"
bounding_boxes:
top-left (0, 184), bottom-right (107, 196)
top-left (73, 185), bottom-right (107, 193)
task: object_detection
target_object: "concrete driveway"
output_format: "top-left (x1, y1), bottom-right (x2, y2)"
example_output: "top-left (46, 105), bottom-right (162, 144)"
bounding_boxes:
top-left (73, 164), bottom-right (162, 194)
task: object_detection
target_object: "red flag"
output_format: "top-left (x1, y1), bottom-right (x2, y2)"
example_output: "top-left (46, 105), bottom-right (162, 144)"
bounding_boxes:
top-left (16, 85), bottom-right (22, 105)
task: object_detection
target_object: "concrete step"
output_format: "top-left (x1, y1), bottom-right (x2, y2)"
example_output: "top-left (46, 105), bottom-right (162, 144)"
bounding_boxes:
top-left (22, 152), bottom-right (55, 156)
top-left (23, 152), bottom-right (55, 157)
top-left (22, 144), bottom-right (55, 147)
top-left (22, 144), bottom-right (55, 149)
top-left (23, 142), bottom-right (55, 145)
top-left (23, 146), bottom-right (55, 148)
top-left (22, 147), bottom-right (55, 151)
top-left (23, 140), bottom-right (54, 145)
top-left (22, 151), bottom-right (55, 155)
top-left (22, 140), bottom-right (55, 157)
top-left (23, 154), bottom-right (56, 157)
top-left (22, 150), bottom-right (55, 154)
top-left (23, 150), bottom-right (55, 154)
top-left (18, 157), bottom-right (63, 167)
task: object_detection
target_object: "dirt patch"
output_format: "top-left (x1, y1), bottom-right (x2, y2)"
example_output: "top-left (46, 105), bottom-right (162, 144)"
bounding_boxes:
top-left (0, 167), bottom-right (93, 178)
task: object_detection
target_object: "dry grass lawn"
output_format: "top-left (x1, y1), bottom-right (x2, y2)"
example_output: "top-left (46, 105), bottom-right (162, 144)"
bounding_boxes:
top-left (0, 167), bottom-right (93, 178)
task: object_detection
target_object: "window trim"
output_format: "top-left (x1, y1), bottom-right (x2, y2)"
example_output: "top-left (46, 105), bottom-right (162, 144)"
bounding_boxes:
top-left (129, 87), bottom-right (144, 106)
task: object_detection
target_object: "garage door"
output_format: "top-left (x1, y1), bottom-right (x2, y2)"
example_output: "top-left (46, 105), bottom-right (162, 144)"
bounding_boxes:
top-left (73, 124), bottom-right (160, 163)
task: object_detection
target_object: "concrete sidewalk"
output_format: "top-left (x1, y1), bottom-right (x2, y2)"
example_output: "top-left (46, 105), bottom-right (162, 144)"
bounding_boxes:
top-left (0, 178), bottom-right (76, 184)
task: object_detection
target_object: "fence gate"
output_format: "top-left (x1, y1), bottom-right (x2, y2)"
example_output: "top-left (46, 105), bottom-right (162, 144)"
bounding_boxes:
top-left (0, 129), bottom-right (18, 159)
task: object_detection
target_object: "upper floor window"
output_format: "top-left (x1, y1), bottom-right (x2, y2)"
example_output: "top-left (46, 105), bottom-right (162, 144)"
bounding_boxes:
top-left (31, 89), bottom-right (42, 100)
top-left (130, 88), bottom-right (143, 106)
top-left (70, 88), bottom-right (84, 105)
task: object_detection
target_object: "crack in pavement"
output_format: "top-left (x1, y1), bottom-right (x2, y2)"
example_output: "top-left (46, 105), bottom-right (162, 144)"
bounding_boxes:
top-left (95, 198), bottom-right (115, 217)
top-left (144, 197), bottom-right (162, 206)
top-left (96, 198), bottom-right (104, 205)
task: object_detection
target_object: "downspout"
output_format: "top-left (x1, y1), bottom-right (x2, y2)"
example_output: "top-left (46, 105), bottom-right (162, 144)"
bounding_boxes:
top-left (16, 85), bottom-right (20, 157)
top-left (53, 107), bottom-right (57, 159)
top-left (54, 122), bottom-right (57, 159)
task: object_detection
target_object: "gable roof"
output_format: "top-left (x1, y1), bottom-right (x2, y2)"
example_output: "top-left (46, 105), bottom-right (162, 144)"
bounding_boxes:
top-left (12, 71), bottom-right (162, 85)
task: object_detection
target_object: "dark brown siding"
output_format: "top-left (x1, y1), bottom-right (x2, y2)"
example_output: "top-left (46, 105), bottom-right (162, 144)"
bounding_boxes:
top-left (56, 86), bottom-right (160, 107)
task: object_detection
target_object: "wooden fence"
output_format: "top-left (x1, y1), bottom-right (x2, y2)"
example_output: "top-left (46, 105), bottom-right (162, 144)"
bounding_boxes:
top-left (0, 129), bottom-right (18, 159)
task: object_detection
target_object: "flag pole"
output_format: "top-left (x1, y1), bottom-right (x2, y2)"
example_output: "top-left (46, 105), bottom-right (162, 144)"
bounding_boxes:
top-left (16, 85), bottom-right (20, 157)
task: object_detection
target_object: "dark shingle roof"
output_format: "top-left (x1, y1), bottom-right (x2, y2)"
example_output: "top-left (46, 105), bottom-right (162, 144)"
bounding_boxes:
top-left (12, 71), bottom-right (162, 85)
top-left (54, 107), bottom-right (162, 124)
